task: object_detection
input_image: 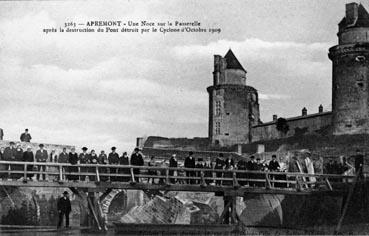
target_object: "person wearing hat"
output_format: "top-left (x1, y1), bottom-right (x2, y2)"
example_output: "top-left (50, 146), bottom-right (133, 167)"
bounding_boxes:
top-left (352, 149), bottom-right (364, 179)
top-left (0, 128), bottom-right (4, 140)
top-left (130, 148), bottom-right (144, 182)
top-left (22, 146), bottom-right (34, 181)
top-left (98, 151), bottom-right (108, 182)
top-left (57, 191), bottom-right (72, 229)
top-left (10, 143), bottom-right (24, 180)
top-left (79, 147), bottom-right (89, 181)
top-left (20, 129), bottom-right (32, 142)
top-left (169, 154), bottom-right (178, 184)
top-left (254, 157), bottom-right (265, 187)
top-left (118, 152), bottom-right (130, 182)
top-left (268, 155), bottom-right (280, 172)
top-left (89, 150), bottom-right (98, 181)
top-left (246, 156), bottom-right (257, 187)
top-left (184, 152), bottom-right (196, 184)
top-left (108, 147), bottom-right (119, 182)
top-left (36, 144), bottom-right (48, 181)
top-left (268, 155), bottom-right (280, 187)
top-left (237, 157), bottom-right (248, 186)
top-left (214, 153), bottom-right (225, 186)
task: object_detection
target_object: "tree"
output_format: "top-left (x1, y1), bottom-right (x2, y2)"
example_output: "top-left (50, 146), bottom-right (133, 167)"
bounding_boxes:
top-left (276, 118), bottom-right (289, 134)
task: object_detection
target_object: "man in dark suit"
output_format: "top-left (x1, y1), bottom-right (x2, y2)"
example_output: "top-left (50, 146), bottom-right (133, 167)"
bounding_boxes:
top-left (247, 156), bottom-right (257, 187)
top-left (79, 147), bottom-right (90, 181)
top-left (4, 142), bottom-right (16, 179)
top-left (214, 153), bottom-right (225, 185)
top-left (20, 129), bottom-right (32, 142)
top-left (108, 147), bottom-right (119, 182)
top-left (130, 148), bottom-right (144, 182)
top-left (184, 152), bottom-right (196, 184)
top-left (237, 158), bottom-right (248, 186)
top-left (36, 144), bottom-right (48, 180)
top-left (169, 154), bottom-right (178, 184)
top-left (268, 155), bottom-right (280, 171)
top-left (57, 191), bottom-right (72, 229)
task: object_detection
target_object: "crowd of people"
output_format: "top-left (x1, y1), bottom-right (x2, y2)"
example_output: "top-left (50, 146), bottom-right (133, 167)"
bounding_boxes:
top-left (152, 152), bottom-right (283, 186)
top-left (0, 130), bottom-right (362, 186)
top-left (0, 142), bottom-right (145, 182)
top-left (0, 140), bottom-right (284, 186)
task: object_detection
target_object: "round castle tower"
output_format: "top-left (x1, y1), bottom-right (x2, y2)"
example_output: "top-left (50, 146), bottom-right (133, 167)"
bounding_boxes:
top-left (207, 50), bottom-right (260, 146)
top-left (329, 3), bottom-right (369, 135)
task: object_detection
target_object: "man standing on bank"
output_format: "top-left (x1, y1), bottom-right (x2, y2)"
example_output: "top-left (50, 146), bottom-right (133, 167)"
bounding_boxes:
top-left (20, 129), bottom-right (32, 142)
top-left (57, 191), bottom-right (72, 229)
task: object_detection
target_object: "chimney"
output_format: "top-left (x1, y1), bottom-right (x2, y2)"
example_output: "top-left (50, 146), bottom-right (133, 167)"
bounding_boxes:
top-left (302, 107), bottom-right (307, 116)
top-left (273, 115), bottom-right (278, 121)
top-left (318, 104), bottom-right (323, 113)
top-left (346, 3), bottom-right (359, 26)
top-left (136, 137), bottom-right (144, 149)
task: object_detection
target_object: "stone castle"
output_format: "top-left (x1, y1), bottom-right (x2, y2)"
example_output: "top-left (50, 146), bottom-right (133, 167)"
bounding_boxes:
top-left (141, 2), bottom-right (369, 155)
top-left (208, 2), bottom-right (369, 147)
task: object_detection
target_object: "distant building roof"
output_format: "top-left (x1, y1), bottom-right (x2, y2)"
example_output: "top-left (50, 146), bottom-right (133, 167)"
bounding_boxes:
top-left (224, 49), bottom-right (246, 72)
top-left (253, 111), bottom-right (332, 128)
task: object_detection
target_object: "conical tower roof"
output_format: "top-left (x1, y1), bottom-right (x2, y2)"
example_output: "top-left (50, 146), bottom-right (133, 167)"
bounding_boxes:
top-left (224, 49), bottom-right (246, 72)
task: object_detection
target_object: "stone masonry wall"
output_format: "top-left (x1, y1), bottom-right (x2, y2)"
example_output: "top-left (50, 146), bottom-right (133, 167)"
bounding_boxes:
top-left (251, 112), bottom-right (332, 143)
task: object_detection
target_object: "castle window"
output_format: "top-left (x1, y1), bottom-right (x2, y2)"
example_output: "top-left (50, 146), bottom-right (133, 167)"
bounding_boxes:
top-left (215, 101), bottom-right (221, 115)
top-left (215, 122), bottom-right (221, 134)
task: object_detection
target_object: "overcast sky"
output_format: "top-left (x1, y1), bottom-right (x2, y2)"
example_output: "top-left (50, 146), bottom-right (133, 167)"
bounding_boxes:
top-left (0, 0), bottom-right (365, 152)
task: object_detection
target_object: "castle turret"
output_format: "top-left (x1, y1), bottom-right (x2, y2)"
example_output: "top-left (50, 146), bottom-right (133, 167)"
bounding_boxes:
top-left (329, 3), bottom-right (369, 135)
top-left (207, 50), bottom-right (260, 146)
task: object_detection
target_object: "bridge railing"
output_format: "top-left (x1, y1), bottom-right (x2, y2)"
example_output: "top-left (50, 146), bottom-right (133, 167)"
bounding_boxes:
top-left (0, 161), bottom-right (355, 191)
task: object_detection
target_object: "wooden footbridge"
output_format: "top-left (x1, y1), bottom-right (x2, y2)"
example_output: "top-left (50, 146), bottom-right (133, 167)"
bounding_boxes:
top-left (0, 161), bottom-right (357, 233)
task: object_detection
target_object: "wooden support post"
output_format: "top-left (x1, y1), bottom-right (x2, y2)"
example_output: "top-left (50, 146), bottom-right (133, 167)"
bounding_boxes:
top-left (23, 163), bottom-right (27, 182)
top-left (59, 165), bottom-right (63, 181)
top-left (96, 199), bottom-right (108, 231)
top-left (87, 192), bottom-right (102, 231)
top-left (325, 177), bottom-right (333, 191)
top-left (165, 169), bottom-right (169, 184)
top-left (296, 177), bottom-right (303, 192)
top-left (96, 166), bottom-right (100, 182)
top-left (130, 167), bottom-right (136, 183)
top-left (334, 168), bottom-right (362, 234)
top-left (217, 200), bottom-right (232, 224)
top-left (231, 196), bottom-right (237, 224)
top-left (1, 186), bottom-right (15, 207)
